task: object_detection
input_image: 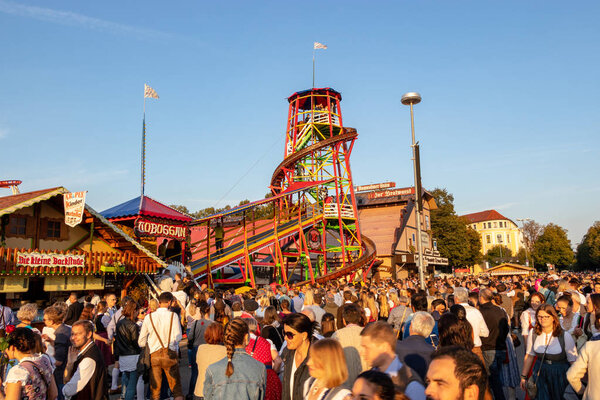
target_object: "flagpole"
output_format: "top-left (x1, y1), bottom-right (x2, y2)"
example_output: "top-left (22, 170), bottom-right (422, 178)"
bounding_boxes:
top-left (141, 92), bottom-right (146, 203)
top-left (312, 46), bottom-right (316, 88)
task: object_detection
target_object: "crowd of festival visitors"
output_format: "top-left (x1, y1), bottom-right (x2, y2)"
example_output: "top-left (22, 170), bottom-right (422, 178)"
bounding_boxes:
top-left (1, 270), bottom-right (600, 400)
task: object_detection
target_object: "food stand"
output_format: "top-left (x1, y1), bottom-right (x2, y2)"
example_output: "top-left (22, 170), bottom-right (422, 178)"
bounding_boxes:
top-left (0, 187), bottom-right (166, 308)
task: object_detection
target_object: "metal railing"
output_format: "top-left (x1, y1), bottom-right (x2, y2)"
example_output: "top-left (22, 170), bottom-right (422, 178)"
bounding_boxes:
top-left (324, 203), bottom-right (355, 219)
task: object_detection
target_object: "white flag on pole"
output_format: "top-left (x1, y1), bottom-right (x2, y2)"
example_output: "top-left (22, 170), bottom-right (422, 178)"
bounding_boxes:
top-left (314, 42), bottom-right (328, 50)
top-left (144, 84), bottom-right (159, 99)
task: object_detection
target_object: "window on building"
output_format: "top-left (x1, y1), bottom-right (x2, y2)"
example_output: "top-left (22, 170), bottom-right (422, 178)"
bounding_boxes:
top-left (497, 233), bottom-right (503, 243)
top-left (507, 234), bottom-right (511, 243)
top-left (425, 215), bottom-right (430, 230)
top-left (493, 222), bottom-right (498, 228)
top-left (486, 235), bottom-right (491, 244)
top-left (9, 216), bottom-right (27, 236)
top-left (46, 220), bottom-right (61, 239)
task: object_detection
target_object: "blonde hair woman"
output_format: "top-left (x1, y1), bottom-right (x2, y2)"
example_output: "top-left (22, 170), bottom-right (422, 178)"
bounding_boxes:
top-left (378, 292), bottom-right (390, 320)
top-left (256, 295), bottom-right (270, 319)
top-left (304, 338), bottom-right (352, 400)
top-left (16, 303), bottom-right (39, 332)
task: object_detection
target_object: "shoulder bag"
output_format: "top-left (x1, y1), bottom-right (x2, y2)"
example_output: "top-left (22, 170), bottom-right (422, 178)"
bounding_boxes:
top-left (526, 333), bottom-right (551, 399)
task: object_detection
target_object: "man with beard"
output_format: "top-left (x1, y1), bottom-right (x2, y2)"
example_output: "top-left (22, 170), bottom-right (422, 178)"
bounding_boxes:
top-left (63, 320), bottom-right (108, 400)
top-left (425, 346), bottom-right (487, 400)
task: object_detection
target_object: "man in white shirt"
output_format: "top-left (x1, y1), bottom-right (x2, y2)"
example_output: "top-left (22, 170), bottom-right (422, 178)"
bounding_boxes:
top-left (138, 292), bottom-right (183, 400)
top-left (63, 320), bottom-right (108, 400)
top-left (360, 321), bottom-right (426, 400)
top-left (454, 287), bottom-right (489, 358)
top-left (158, 270), bottom-right (174, 293)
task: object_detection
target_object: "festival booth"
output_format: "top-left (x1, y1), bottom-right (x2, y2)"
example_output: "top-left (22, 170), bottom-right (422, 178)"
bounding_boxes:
top-left (485, 263), bottom-right (535, 276)
top-left (0, 187), bottom-right (166, 308)
top-left (101, 195), bottom-right (193, 264)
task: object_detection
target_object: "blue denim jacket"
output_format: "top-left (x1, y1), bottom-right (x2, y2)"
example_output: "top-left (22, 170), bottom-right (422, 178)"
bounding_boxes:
top-left (204, 348), bottom-right (266, 400)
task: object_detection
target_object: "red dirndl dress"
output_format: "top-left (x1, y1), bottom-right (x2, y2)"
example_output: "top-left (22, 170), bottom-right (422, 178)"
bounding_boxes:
top-left (246, 335), bottom-right (282, 400)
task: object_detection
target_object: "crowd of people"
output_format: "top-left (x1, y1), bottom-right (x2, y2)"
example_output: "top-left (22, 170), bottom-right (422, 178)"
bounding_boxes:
top-left (0, 270), bottom-right (599, 400)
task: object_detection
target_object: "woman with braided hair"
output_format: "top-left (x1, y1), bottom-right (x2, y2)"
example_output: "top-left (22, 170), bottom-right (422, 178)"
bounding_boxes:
top-left (203, 317), bottom-right (266, 400)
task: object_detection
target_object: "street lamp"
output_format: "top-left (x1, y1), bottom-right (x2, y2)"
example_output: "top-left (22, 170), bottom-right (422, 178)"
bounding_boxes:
top-left (401, 92), bottom-right (425, 290)
top-left (516, 218), bottom-right (532, 267)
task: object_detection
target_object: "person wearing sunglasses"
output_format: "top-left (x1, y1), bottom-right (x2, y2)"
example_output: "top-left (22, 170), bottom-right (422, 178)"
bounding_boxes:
top-left (281, 313), bottom-right (317, 400)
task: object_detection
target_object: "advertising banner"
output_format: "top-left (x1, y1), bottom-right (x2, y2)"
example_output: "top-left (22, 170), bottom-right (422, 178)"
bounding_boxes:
top-left (17, 251), bottom-right (86, 268)
top-left (135, 218), bottom-right (187, 240)
top-left (368, 187), bottom-right (414, 200)
top-left (63, 191), bottom-right (87, 227)
top-left (355, 182), bottom-right (396, 192)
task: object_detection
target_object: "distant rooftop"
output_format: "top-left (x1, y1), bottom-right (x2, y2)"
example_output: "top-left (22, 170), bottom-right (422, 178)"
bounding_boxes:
top-left (461, 209), bottom-right (511, 224)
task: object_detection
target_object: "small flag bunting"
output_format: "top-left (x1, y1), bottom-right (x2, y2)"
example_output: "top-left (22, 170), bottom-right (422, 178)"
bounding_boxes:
top-left (144, 84), bottom-right (159, 99)
top-left (314, 42), bottom-right (328, 50)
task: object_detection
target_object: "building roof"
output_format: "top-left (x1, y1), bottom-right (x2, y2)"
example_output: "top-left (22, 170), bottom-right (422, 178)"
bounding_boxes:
top-left (0, 187), bottom-right (65, 216)
top-left (0, 187), bottom-right (166, 268)
top-left (486, 263), bottom-right (534, 276)
top-left (101, 196), bottom-right (193, 222)
top-left (461, 209), bottom-right (511, 224)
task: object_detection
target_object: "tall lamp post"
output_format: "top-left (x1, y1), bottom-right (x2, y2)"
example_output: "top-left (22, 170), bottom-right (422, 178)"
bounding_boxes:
top-left (401, 92), bottom-right (425, 290)
top-left (516, 218), bottom-right (533, 267)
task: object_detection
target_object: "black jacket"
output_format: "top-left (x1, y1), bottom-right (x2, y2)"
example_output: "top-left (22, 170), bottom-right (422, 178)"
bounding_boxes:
top-left (479, 302), bottom-right (509, 351)
top-left (281, 345), bottom-right (311, 400)
top-left (395, 335), bottom-right (435, 381)
top-left (114, 318), bottom-right (141, 358)
top-left (72, 342), bottom-right (108, 400)
top-left (64, 302), bottom-right (84, 326)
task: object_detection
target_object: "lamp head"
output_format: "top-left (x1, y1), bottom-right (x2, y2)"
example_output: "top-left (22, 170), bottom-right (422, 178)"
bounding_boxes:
top-left (401, 92), bottom-right (422, 105)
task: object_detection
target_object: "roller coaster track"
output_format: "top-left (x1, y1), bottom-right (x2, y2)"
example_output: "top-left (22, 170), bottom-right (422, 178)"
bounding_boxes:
top-left (294, 235), bottom-right (377, 286)
top-left (269, 126), bottom-right (377, 284)
top-left (270, 127), bottom-right (358, 191)
top-left (191, 91), bottom-right (377, 286)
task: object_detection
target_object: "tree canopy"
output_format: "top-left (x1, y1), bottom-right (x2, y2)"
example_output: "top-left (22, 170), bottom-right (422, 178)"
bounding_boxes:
top-left (430, 188), bottom-right (482, 268)
top-left (533, 223), bottom-right (574, 269)
top-left (521, 220), bottom-right (543, 267)
top-left (576, 221), bottom-right (600, 271)
top-left (169, 193), bottom-right (274, 220)
top-left (485, 244), bottom-right (513, 265)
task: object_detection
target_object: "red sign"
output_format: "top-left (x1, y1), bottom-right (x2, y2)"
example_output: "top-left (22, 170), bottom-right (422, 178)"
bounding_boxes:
top-left (355, 182), bottom-right (396, 192)
top-left (368, 187), bottom-right (414, 199)
top-left (135, 219), bottom-right (187, 240)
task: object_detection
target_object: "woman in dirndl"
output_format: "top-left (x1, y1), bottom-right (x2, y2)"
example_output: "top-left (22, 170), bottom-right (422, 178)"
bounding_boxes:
top-left (520, 304), bottom-right (577, 400)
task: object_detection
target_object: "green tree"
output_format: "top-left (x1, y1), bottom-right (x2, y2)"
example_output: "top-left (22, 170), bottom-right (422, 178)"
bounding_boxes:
top-left (516, 248), bottom-right (528, 265)
top-left (576, 221), bottom-right (600, 271)
top-left (466, 226), bottom-right (484, 265)
top-left (533, 223), bottom-right (574, 269)
top-left (430, 188), bottom-right (482, 268)
top-left (169, 204), bottom-right (190, 215)
top-left (485, 244), bottom-right (512, 265)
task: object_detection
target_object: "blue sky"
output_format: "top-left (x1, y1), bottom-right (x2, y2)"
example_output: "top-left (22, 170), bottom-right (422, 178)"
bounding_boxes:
top-left (1, 1), bottom-right (599, 246)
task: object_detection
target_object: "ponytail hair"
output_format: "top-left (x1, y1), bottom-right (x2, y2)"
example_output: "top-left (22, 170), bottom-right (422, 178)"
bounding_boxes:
top-left (223, 317), bottom-right (249, 377)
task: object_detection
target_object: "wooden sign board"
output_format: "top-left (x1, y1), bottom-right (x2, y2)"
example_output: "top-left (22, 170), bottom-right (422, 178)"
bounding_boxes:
top-left (0, 277), bottom-right (29, 293)
top-left (44, 276), bottom-right (105, 292)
